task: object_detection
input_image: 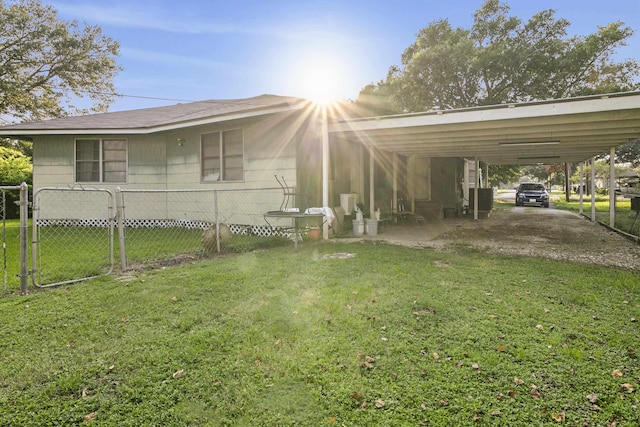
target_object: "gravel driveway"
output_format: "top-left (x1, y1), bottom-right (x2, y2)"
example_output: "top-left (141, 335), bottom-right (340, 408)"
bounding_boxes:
top-left (380, 208), bottom-right (640, 271)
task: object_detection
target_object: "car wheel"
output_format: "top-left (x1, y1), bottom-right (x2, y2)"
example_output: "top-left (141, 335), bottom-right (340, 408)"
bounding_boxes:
top-left (543, 202), bottom-right (549, 208)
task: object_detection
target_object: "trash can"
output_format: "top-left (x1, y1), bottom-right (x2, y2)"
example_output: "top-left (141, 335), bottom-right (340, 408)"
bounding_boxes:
top-left (352, 220), bottom-right (364, 236)
top-left (365, 219), bottom-right (378, 236)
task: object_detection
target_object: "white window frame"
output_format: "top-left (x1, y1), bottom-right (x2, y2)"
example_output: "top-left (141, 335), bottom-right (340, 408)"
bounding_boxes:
top-left (74, 138), bottom-right (128, 184)
top-left (201, 129), bottom-right (244, 182)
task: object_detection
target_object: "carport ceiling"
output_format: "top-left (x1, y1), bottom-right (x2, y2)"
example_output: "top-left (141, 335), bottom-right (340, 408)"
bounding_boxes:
top-left (329, 92), bottom-right (640, 165)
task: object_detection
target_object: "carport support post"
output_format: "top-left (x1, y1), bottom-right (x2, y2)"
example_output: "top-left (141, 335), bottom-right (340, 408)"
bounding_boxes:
top-left (474, 158), bottom-right (479, 220)
top-left (590, 157), bottom-right (596, 221)
top-left (321, 106), bottom-right (330, 239)
top-left (392, 154), bottom-right (398, 213)
top-left (369, 149), bottom-right (375, 219)
top-left (578, 163), bottom-right (584, 216)
top-left (609, 147), bottom-right (616, 227)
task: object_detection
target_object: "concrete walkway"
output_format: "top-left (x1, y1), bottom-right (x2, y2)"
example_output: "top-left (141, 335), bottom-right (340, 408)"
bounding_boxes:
top-left (336, 212), bottom-right (465, 247)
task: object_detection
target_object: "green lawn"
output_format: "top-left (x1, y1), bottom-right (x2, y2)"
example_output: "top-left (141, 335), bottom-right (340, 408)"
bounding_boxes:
top-left (553, 195), bottom-right (638, 234)
top-left (1, 242), bottom-right (638, 426)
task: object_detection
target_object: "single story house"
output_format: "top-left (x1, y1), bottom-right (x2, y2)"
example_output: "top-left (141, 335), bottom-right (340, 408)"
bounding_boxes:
top-left (2, 92), bottom-right (640, 233)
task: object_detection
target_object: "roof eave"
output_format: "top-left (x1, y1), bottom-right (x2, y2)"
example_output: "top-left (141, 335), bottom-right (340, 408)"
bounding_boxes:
top-left (0, 101), bottom-right (311, 138)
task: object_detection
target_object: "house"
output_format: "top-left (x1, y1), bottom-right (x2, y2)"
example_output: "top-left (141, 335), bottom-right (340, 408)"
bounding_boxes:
top-left (0, 95), bottom-right (320, 194)
top-left (2, 92), bottom-right (640, 231)
top-left (0, 95), bottom-right (328, 228)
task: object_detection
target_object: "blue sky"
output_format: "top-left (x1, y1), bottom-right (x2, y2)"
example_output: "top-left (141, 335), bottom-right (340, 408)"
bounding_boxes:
top-left (47, 0), bottom-right (640, 112)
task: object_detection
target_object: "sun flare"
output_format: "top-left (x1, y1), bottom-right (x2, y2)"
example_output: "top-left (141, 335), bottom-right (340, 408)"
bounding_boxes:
top-left (288, 55), bottom-right (346, 105)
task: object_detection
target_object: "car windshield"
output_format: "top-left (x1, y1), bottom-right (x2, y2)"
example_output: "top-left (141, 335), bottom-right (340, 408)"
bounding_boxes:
top-left (520, 184), bottom-right (545, 191)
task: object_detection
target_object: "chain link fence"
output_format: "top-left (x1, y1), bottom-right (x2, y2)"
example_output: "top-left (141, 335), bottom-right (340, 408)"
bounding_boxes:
top-left (8, 182), bottom-right (334, 287)
top-left (117, 187), bottom-right (295, 270)
top-left (28, 186), bottom-right (306, 285)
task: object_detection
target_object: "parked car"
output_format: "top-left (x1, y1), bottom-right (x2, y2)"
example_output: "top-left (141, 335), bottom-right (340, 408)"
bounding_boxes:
top-left (515, 183), bottom-right (549, 207)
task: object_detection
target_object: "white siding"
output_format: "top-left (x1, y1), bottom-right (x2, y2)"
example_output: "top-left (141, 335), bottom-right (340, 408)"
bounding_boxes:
top-left (31, 110), bottom-right (320, 223)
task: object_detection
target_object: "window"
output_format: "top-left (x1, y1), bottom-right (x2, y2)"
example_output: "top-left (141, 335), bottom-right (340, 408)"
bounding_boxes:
top-left (75, 139), bottom-right (127, 183)
top-left (201, 129), bottom-right (244, 182)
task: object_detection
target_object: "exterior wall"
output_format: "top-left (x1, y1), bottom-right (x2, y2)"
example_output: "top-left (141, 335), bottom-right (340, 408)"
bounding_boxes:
top-left (32, 136), bottom-right (75, 189)
top-left (407, 156), bottom-right (431, 201)
top-left (31, 109), bottom-right (321, 223)
top-left (430, 157), bottom-right (464, 212)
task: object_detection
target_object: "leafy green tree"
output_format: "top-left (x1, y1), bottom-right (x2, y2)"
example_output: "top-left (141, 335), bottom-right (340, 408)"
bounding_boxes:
top-left (0, 146), bottom-right (31, 184)
top-left (487, 164), bottom-right (521, 187)
top-left (359, 0), bottom-right (639, 113)
top-left (614, 139), bottom-right (640, 166)
top-left (0, 0), bottom-right (121, 122)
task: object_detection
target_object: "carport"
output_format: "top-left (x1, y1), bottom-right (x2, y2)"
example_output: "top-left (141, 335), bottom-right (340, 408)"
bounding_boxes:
top-left (322, 91), bottom-right (640, 229)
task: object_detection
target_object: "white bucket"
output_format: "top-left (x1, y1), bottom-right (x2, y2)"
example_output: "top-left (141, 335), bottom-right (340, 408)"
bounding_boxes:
top-left (365, 219), bottom-right (378, 236)
top-left (352, 220), bottom-right (365, 236)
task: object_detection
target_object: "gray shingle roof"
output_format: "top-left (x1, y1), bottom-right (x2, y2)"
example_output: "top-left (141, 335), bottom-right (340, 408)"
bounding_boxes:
top-left (0, 94), bottom-right (309, 134)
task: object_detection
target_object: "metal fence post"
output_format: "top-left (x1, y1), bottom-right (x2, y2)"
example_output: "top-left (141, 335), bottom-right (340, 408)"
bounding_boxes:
top-left (19, 182), bottom-right (28, 294)
top-left (214, 190), bottom-right (221, 253)
top-left (115, 187), bottom-right (127, 271)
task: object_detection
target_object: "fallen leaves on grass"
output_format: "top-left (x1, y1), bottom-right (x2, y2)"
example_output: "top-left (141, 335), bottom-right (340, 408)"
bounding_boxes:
top-left (620, 383), bottom-right (635, 393)
top-left (374, 399), bottom-right (385, 408)
top-left (551, 411), bottom-right (565, 422)
top-left (536, 324), bottom-right (544, 331)
top-left (612, 369), bottom-right (623, 378)
top-left (83, 412), bottom-right (97, 423)
top-left (587, 393), bottom-right (599, 403)
top-left (359, 354), bottom-right (375, 370)
top-left (514, 377), bottom-right (525, 385)
top-left (172, 369), bottom-right (184, 379)
top-left (530, 385), bottom-right (541, 399)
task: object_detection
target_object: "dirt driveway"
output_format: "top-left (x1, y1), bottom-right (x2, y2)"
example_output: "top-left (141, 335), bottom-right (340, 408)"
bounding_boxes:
top-left (378, 208), bottom-right (640, 270)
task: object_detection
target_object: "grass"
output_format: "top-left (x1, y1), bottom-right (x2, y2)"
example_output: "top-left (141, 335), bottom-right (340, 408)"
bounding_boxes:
top-left (1, 241), bottom-right (638, 426)
top-left (553, 194), bottom-right (638, 234)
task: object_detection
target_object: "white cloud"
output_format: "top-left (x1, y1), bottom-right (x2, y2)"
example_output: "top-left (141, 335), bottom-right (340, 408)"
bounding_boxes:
top-left (52, 2), bottom-right (251, 35)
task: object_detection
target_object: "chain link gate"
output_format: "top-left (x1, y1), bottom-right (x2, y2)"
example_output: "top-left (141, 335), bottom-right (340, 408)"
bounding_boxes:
top-left (32, 187), bottom-right (115, 287)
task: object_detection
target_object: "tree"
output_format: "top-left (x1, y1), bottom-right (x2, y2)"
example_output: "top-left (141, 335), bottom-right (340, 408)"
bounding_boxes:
top-left (0, 0), bottom-right (121, 122)
top-left (0, 145), bottom-right (31, 184)
top-left (360, 0), bottom-right (639, 113)
top-left (614, 139), bottom-right (640, 167)
top-left (487, 164), bottom-right (521, 187)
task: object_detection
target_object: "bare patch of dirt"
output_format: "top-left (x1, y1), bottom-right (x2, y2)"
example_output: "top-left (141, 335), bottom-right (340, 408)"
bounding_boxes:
top-left (424, 208), bottom-right (640, 270)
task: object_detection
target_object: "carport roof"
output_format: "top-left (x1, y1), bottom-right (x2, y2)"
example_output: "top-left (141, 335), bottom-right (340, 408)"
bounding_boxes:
top-left (329, 91), bottom-right (640, 165)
